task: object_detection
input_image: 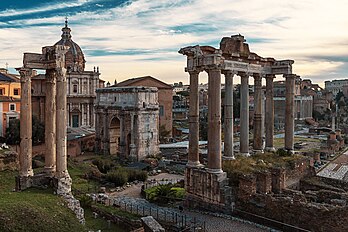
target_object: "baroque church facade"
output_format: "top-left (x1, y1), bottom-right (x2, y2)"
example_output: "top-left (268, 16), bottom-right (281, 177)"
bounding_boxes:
top-left (32, 20), bottom-right (104, 128)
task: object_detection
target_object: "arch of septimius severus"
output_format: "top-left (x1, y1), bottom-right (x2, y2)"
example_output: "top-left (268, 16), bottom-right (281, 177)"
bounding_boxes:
top-left (179, 35), bottom-right (296, 210)
top-left (16, 45), bottom-right (72, 194)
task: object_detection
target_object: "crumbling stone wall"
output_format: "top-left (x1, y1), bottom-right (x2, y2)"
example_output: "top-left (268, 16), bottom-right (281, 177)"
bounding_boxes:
top-left (0, 151), bottom-right (18, 171)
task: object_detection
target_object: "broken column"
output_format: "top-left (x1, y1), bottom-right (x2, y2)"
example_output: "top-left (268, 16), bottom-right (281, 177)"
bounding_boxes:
top-left (223, 70), bottom-right (235, 160)
top-left (44, 69), bottom-right (56, 176)
top-left (207, 66), bottom-right (222, 173)
top-left (265, 74), bottom-right (275, 152)
top-left (284, 74), bottom-right (296, 153)
top-left (240, 72), bottom-right (250, 156)
top-left (188, 70), bottom-right (201, 166)
top-left (253, 73), bottom-right (263, 152)
top-left (18, 68), bottom-right (34, 178)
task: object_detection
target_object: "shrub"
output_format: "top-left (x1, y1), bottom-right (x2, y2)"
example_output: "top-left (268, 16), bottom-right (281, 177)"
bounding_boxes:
top-left (78, 194), bottom-right (93, 209)
top-left (92, 158), bottom-right (114, 173)
top-left (106, 170), bottom-right (128, 186)
top-left (127, 169), bottom-right (148, 182)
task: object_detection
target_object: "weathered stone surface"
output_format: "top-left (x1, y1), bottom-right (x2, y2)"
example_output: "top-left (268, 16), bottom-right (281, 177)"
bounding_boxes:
top-left (95, 87), bottom-right (160, 160)
top-left (0, 151), bottom-right (18, 171)
top-left (141, 216), bottom-right (165, 232)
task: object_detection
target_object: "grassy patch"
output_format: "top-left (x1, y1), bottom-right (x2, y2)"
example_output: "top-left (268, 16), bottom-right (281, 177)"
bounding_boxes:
top-left (93, 203), bottom-right (140, 221)
top-left (84, 207), bottom-right (127, 232)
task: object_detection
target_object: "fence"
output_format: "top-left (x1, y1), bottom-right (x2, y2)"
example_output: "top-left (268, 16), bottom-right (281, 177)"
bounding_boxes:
top-left (108, 197), bottom-right (205, 232)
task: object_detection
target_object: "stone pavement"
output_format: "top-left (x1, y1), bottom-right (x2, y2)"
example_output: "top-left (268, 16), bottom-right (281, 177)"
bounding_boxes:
top-left (317, 150), bottom-right (348, 181)
top-left (112, 196), bottom-right (271, 232)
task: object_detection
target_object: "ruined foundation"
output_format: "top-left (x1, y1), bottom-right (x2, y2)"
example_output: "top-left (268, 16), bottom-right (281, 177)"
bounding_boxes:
top-left (185, 166), bottom-right (232, 212)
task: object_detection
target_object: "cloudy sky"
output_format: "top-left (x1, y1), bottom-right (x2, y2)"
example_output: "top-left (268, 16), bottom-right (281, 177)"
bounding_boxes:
top-left (0, 0), bottom-right (347, 86)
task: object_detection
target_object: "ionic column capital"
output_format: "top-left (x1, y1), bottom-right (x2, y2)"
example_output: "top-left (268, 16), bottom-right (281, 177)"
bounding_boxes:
top-left (284, 74), bottom-right (297, 79)
top-left (205, 64), bottom-right (222, 72)
top-left (17, 68), bottom-right (33, 82)
top-left (238, 72), bottom-right (250, 78)
top-left (188, 70), bottom-right (200, 76)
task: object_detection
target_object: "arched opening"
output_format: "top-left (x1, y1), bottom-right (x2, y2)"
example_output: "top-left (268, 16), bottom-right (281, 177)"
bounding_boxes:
top-left (109, 117), bottom-right (120, 155)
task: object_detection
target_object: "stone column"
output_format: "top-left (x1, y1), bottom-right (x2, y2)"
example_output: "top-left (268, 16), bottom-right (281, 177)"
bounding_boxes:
top-left (44, 69), bottom-right (56, 176)
top-left (207, 67), bottom-right (222, 173)
top-left (240, 72), bottom-right (250, 156)
top-left (223, 70), bottom-right (235, 160)
top-left (129, 113), bottom-right (136, 160)
top-left (265, 74), bottom-right (275, 151)
top-left (102, 110), bottom-right (109, 155)
top-left (188, 70), bottom-right (201, 166)
top-left (253, 74), bottom-right (263, 152)
top-left (56, 67), bottom-right (69, 178)
top-left (18, 68), bottom-right (34, 177)
top-left (95, 111), bottom-right (101, 153)
top-left (285, 74), bottom-right (296, 152)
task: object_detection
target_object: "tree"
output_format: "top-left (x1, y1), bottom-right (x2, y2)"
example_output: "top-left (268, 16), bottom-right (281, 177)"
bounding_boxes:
top-left (5, 115), bottom-right (45, 145)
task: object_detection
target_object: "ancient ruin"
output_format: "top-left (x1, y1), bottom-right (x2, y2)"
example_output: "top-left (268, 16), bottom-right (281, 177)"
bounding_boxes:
top-left (95, 86), bottom-right (160, 160)
top-left (179, 34), bottom-right (296, 211)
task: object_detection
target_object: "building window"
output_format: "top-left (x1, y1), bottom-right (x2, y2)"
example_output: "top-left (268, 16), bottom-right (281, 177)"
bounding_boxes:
top-left (13, 88), bottom-right (19, 95)
top-left (9, 104), bottom-right (15, 111)
top-left (159, 105), bottom-right (164, 116)
top-left (73, 84), bottom-right (78, 93)
top-left (0, 88), bottom-right (5, 95)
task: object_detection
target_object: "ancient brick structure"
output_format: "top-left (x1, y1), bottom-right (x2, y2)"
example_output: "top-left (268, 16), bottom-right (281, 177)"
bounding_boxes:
top-left (95, 86), bottom-right (160, 161)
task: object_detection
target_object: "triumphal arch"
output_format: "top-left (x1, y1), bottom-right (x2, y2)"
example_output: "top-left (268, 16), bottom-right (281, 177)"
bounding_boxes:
top-left (16, 45), bottom-right (72, 195)
top-left (179, 35), bottom-right (296, 211)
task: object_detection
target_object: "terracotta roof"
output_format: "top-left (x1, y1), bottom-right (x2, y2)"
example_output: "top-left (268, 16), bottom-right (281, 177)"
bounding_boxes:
top-left (115, 76), bottom-right (172, 89)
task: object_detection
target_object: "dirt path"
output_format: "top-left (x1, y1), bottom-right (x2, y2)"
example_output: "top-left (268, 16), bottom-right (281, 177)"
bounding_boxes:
top-left (108, 173), bottom-right (184, 198)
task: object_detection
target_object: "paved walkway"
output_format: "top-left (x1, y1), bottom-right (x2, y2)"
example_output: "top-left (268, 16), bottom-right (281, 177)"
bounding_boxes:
top-left (112, 196), bottom-right (269, 232)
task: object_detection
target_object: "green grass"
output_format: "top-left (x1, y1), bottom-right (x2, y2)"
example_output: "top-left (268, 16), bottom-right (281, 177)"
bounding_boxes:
top-left (84, 208), bottom-right (127, 232)
top-left (68, 160), bottom-right (101, 193)
top-left (93, 203), bottom-right (140, 221)
top-left (0, 171), bottom-right (84, 232)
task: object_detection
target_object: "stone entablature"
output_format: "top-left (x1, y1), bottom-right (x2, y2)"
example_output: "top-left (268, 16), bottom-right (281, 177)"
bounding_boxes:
top-left (95, 87), bottom-right (160, 161)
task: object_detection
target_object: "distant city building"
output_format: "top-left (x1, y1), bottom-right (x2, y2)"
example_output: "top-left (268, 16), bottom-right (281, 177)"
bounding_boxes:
top-left (325, 79), bottom-right (348, 97)
top-left (0, 68), bottom-right (20, 136)
top-left (114, 76), bottom-right (173, 138)
top-left (31, 20), bottom-right (104, 128)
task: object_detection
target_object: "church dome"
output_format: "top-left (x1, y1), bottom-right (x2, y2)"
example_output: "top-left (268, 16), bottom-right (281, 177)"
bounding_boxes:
top-left (54, 19), bottom-right (86, 72)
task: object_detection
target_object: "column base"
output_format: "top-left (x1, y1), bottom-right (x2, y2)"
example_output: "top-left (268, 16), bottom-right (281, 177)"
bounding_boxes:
top-left (44, 166), bottom-right (56, 177)
top-left (206, 168), bottom-right (223, 174)
top-left (265, 147), bottom-right (276, 152)
top-left (253, 149), bottom-right (264, 153)
top-left (240, 152), bottom-right (250, 157)
top-left (223, 156), bottom-right (236, 160)
top-left (187, 161), bottom-right (204, 168)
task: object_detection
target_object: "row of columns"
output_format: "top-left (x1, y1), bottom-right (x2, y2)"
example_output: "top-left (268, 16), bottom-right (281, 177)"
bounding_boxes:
top-left (18, 67), bottom-right (69, 178)
top-left (187, 68), bottom-right (296, 172)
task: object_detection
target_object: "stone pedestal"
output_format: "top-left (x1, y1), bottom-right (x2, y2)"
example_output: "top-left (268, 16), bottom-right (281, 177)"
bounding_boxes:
top-left (184, 166), bottom-right (232, 212)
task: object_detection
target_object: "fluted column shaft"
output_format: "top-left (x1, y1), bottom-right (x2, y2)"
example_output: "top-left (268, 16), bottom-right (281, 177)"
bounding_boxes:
top-left (45, 70), bottom-right (56, 175)
top-left (240, 73), bottom-right (250, 156)
top-left (223, 71), bottom-right (235, 159)
top-left (253, 74), bottom-right (263, 151)
top-left (56, 68), bottom-right (68, 177)
top-left (265, 75), bottom-right (275, 151)
top-left (207, 68), bottom-right (222, 172)
top-left (188, 71), bottom-right (201, 166)
top-left (19, 68), bottom-right (34, 177)
top-left (285, 74), bottom-right (296, 152)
